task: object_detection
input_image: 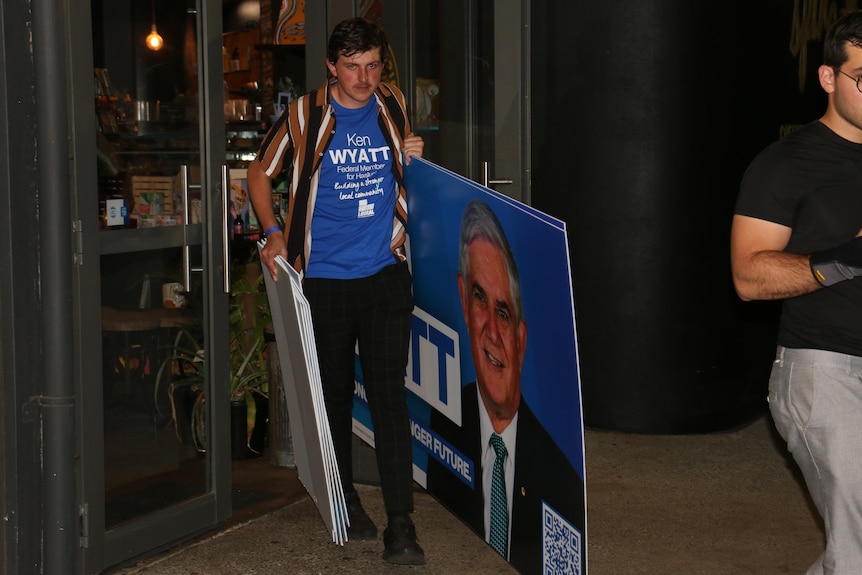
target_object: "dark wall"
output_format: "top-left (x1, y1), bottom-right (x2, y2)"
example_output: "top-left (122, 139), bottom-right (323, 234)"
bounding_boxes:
top-left (531, 0), bottom-right (832, 432)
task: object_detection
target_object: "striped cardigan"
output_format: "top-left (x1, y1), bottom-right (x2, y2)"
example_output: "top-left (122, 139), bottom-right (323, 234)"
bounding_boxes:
top-left (255, 80), bottom-right (411, 276)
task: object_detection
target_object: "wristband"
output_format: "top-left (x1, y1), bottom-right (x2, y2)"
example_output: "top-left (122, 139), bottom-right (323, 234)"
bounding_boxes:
top-left (263, 225), bottom-right (282, 238)
top-left (810, 236), bottom-right (862, 286)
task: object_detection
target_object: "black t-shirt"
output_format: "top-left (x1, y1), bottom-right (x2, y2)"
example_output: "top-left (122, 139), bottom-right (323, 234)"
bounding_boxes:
top-left (736, 121), bottom-right (862, 356)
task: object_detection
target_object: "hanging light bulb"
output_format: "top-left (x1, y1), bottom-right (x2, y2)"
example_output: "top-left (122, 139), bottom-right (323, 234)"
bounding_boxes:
top-left (146, 1), bottom-right (163, 51)
top-left (146, 24), bottom-right (164, 51)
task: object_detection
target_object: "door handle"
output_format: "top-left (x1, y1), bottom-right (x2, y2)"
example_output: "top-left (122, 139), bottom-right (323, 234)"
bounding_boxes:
top-left (481, 161), bottom-right (513, 187)
top-left (180, 165), bottom-right (204, 292)
top-left (221, 164), bottom-right (231, 294)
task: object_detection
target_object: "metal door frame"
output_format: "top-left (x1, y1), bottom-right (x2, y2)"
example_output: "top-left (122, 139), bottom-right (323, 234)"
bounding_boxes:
top-left (67, 1), bottom-right (230, 571)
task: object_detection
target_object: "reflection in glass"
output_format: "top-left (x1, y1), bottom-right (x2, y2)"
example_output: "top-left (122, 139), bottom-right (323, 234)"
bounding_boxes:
top-left (91, 0), bottom-right (206, 529)
top-left (411, 0), bottom-right (495, 181)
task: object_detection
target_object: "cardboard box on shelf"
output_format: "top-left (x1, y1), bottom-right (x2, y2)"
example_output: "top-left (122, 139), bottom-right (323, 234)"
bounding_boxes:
top-left (136, 214), bottom-right (158, 228)
top-left (156, 215), bottom-right (183, 226)
top-left (132, 175), bottom-right (174, 215)
top-left (134, 213), bottom-right (182, 228)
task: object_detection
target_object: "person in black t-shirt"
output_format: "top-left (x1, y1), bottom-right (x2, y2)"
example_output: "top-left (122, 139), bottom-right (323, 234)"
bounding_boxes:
top-left (731, 10), bottom-right (862, 574)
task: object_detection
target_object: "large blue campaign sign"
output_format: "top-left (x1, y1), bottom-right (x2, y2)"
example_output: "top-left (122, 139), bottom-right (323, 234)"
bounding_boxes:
top-left (352, 158), bottom-right (585, 575)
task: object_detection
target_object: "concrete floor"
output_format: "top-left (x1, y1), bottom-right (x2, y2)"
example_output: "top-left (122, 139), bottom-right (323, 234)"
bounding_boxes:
top-left (107, 414), bottom-right (824, 575)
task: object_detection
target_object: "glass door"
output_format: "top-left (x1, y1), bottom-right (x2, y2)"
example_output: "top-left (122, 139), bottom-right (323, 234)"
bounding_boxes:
top-left (410, 0), bottom-right (527, 202)
top-left (69, 1), bottom-right (231, 572)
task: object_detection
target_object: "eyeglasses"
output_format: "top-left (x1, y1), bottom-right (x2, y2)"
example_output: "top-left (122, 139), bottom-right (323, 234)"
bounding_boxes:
top-left (837, 69), bottom-right (862, 93)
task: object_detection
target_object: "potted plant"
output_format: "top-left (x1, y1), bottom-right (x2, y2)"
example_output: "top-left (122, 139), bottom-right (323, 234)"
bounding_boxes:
top-left (228, 261), bottom-right (271, 457)
top-left (155, 328), bottom-right (207, 451)
top-left (154, 260), bottom-right (271, 456)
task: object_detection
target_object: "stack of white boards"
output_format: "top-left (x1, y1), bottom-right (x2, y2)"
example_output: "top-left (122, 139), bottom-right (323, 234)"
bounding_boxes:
top-left (258, 242), bottom-right (349, 545)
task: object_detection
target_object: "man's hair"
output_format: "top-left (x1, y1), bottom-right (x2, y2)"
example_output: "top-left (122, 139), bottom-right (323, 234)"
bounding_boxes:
top-left (824, 10), bottom-right (862, 68)
top-left (327, 17), bottom-right (389, 67)
top-left (459, 199), bottom-right (524, 325)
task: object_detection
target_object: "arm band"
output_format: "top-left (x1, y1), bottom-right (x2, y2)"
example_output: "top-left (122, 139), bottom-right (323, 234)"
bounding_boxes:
top-left (263, 225), bottom-right (282, 238)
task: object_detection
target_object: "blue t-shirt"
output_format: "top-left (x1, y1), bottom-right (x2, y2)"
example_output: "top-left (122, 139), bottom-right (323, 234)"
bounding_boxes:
top-left (306, 96), bottom-right (398, 279)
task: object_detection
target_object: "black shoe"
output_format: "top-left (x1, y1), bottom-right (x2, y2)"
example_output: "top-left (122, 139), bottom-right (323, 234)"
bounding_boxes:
top-left (346, 494), bottom-right (378, 541)
top-left (382, 516), bottom-right (426, 565)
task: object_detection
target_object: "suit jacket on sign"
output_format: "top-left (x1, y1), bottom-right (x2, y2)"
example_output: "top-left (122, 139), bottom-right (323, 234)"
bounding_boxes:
top-left (426, 382), bottom-right (586, 574)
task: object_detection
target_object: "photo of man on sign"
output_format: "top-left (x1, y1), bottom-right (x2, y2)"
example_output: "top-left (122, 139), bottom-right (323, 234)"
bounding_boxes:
top-left (425, 199), bottom-right (585, 574)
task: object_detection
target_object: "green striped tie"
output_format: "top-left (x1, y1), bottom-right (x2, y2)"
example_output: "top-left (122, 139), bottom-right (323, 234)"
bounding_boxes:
top-left (489, 433), bottom-right (508, 558)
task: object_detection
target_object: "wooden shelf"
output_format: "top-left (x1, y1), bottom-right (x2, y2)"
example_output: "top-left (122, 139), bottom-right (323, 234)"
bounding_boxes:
top-left (223, 29), bottom-right (261, 95)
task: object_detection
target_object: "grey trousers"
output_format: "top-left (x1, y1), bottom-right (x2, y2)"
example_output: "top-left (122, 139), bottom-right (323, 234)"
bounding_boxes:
top-left (769, 346), bottom-right (862, 575)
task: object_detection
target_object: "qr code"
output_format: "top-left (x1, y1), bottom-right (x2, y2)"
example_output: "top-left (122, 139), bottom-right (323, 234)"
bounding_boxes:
top-left (542, 501), bottom-right (582, 575)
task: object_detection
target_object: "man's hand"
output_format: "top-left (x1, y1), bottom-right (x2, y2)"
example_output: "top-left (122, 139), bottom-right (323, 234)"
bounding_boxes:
top-left (403, 132), bottom-right (424, 165)
top-left (810, 236), bottom-right (862, 286)
top-left (260, 231), bottom-right (287, 282)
